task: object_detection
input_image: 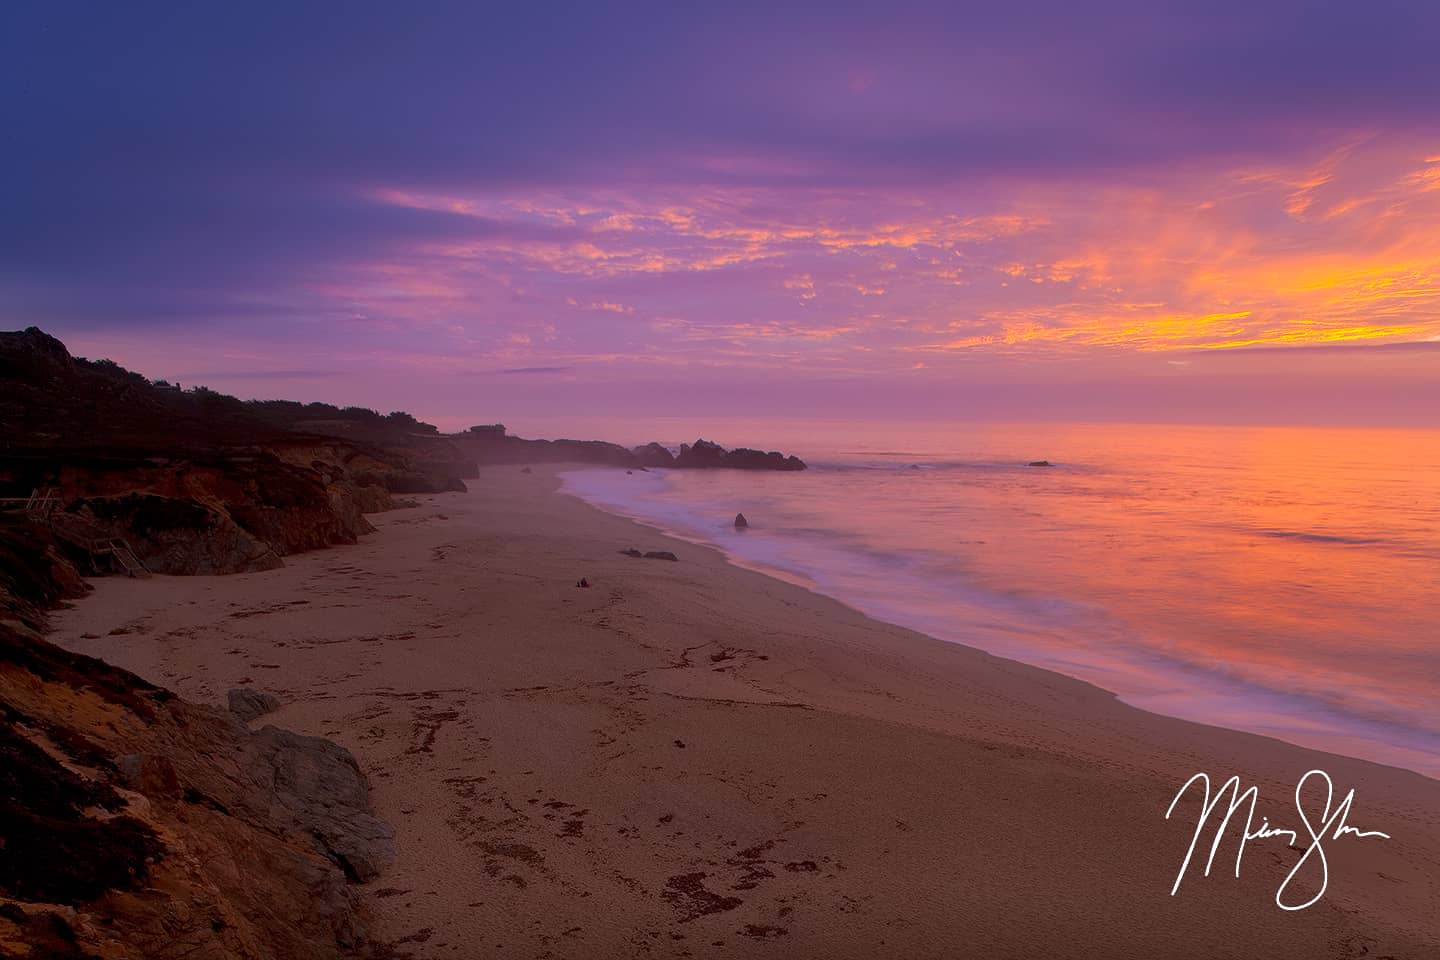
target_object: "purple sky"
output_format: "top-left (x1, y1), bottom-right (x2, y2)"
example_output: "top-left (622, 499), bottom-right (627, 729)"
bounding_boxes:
top-left (4, 2), bottom-right (1439, 429)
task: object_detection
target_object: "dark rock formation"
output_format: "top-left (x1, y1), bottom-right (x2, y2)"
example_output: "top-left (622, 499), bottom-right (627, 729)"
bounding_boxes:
top-left (634, 442), bottom-right (676, 468)
top-left (454, 426), bottom-right (806, 472)
top-left (734, 513), bottom-right (749, 529)
top-left (619, 548), bottom-right (644, 557)
top-left (644, 551), bottom-right (679, 561)
top-left (0, 516), bottom-right (89, 629)
top-left (1028, 460), bottom-right (1053, 467)
top-left (674, 439), bottom-right (806, 471)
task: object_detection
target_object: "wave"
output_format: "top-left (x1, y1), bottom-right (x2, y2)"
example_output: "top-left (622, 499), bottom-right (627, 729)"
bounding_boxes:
top-left (1257, 529), bottom-right (1389, 546)
top-left (558, 464), bottom-right (1440, 778)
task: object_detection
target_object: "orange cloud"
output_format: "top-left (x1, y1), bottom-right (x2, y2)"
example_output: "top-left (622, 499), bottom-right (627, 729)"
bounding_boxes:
top-left (346, 136), bottom-right (1440, 366)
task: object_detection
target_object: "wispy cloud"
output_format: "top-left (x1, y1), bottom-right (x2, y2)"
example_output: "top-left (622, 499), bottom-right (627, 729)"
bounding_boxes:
top-left (7, 2), bottom-right (1440, 423)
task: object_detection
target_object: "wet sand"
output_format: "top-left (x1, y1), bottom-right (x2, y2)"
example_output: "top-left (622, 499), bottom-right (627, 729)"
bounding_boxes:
top-left (54, 466), bottom-right (1440, 958)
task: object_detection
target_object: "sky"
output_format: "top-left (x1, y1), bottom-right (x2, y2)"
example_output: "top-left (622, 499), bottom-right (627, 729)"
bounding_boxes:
top-left (3, 1), bottom-right (1439, 430)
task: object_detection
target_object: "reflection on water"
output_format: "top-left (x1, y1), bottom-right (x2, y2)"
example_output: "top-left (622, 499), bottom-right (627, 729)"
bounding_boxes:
top-left (559, 420), bottom-right (1440, 779)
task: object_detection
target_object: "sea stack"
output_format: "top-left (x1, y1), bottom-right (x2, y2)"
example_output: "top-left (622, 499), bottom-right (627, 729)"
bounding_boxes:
top-left (734, 512), bottom-right (749, 528)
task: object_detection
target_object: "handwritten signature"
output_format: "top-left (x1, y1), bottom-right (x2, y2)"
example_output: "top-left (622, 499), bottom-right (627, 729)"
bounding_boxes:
top-left (1165, 769), bottom-right (1391, 910)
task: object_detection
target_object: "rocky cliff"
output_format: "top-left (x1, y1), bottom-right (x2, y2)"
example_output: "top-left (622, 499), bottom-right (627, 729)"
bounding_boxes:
top-left (0, 518), bottom-right (393, 959)
top-left (0, 327), bottom-right (443, 574)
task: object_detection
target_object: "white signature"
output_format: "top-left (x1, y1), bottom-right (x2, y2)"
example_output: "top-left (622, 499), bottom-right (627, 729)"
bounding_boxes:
top-left (1165, 769), bottom-right (1391, 910)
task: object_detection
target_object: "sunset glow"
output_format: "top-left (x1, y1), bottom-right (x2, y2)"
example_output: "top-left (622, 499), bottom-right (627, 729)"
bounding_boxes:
top-left (4, 3), bottom-right (1439, 425)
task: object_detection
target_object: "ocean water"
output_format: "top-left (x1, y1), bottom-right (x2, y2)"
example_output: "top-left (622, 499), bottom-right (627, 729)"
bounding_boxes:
top-left (552, 420), bottom-right (1440, 779)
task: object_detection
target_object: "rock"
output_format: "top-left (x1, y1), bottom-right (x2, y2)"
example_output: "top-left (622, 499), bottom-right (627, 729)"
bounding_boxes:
top-left (734, 513), bottom-right (749, 529)
top-left (674, 439), bottom-right (726, 468)
top-left (521, 466), bottom-right (533, 473)
top-left (241, 725), bottom-right (396, 884)
top-left (715, 446), bottom-right (807, 471)
top-left (644, 551), bottom-right (679, 562)
top-left (619, 548), bottom-right (644, 557)
top-left (1028, 460), bottom-right (1053, 467)
top-left (673, 439), bottom-right (806, 471)
top-left (228, 687), bottom-right (282, 723)
top-left (577, 578), bottom-right (591, 588)
top-left (634, 442), bottom-right (676, 468)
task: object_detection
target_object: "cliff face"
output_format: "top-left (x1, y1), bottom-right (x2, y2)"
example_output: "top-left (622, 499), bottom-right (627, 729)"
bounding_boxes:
top-left (0, 328), bottom-right (422, 574)
top-left (41, 454), bottom-right (379, 576)
top-left (0, 520), bottom-right (392, 959)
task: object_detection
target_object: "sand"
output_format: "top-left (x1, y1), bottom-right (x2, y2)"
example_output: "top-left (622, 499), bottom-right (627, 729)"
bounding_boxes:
top-left (54, 466), bottom-right (1439, 959)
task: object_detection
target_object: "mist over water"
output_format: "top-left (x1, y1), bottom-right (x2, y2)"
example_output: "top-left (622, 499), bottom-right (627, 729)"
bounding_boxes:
top-left (558, 421), bottom-right (1440, 779)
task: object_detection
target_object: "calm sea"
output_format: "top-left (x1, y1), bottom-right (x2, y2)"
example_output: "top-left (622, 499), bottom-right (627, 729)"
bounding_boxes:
top-left (547, 420), bottom-right (1440, 779)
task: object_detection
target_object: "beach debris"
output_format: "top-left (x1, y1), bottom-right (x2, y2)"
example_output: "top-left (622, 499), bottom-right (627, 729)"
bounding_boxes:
top-left (741, 924), bottom-right (789, 939)
top-left (734, 512), bottom-right (748, 529)
top-left (227, 687), bottom-right (281, 723)
top-left (662, 872), bottom-right (740, 921)
top-left (576, 578), bottom-right (591, 588)
top-left (621, 547), bottom-right (679, 560)
top-left (1027, 460), bottom-right (1053, 467)
top-left (673, 739), bottom-right (686, 748)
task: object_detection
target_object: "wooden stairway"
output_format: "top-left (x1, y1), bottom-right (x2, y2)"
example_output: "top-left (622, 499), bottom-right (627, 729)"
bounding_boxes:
top-left (6, 488), bottom-right (151, 578)
top-left (24, 486), bottom-right (60, 519)
top-left (93, 537), bottom-right (151, 578)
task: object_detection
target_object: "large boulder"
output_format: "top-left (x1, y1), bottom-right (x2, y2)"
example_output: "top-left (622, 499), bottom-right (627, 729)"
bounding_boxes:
top-left (634, 442), bottom-right (676, 467)
top-left (674, 439), bottom-right (727, 468)
top-left (721, 447), bottom-right (807, 471)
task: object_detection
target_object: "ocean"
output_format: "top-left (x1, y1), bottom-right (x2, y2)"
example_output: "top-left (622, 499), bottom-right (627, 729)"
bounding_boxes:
top-left (547, 419), bottom-right (1440, 779)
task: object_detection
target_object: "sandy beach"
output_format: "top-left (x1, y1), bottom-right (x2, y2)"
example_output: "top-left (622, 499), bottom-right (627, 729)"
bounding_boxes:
top-left (52, 465), bottom-right (1439, 959)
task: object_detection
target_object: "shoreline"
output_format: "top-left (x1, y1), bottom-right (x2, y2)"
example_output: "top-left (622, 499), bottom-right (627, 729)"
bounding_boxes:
top-left (51, 465), bottom-right (1440, 958)
top-left (557, 467), bottom-right (1440, 781)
